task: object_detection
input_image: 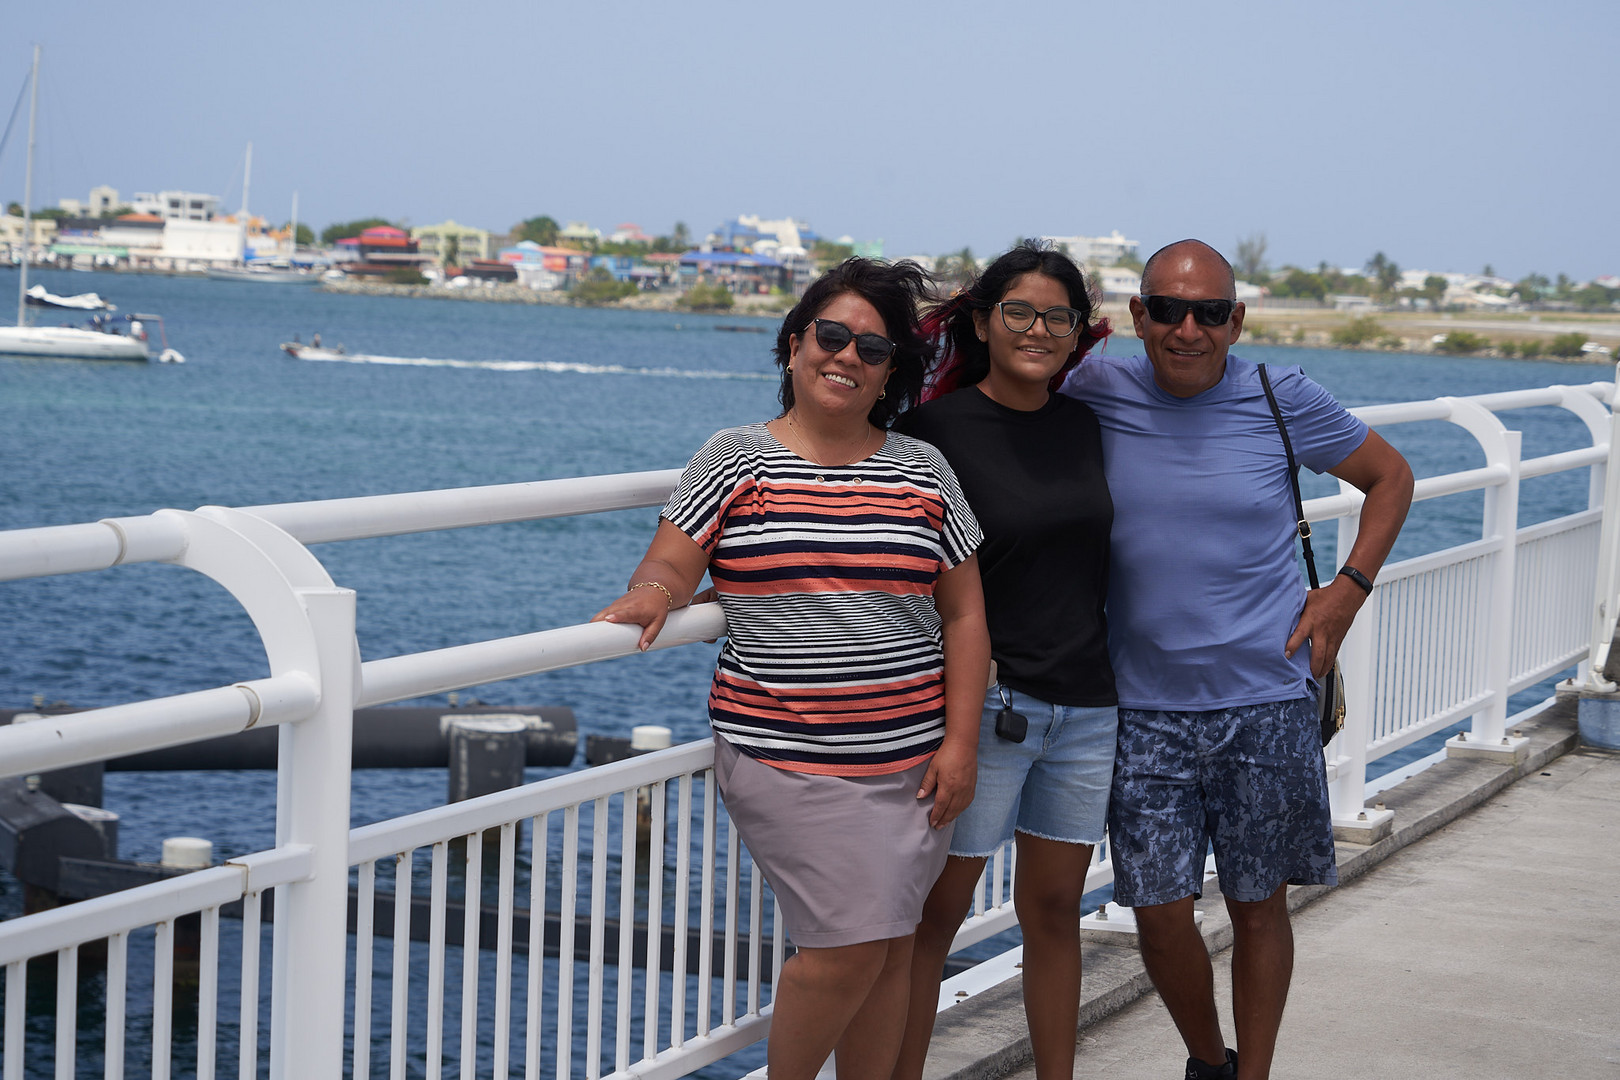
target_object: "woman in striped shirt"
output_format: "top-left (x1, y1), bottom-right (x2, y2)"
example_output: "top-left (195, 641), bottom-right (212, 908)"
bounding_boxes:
top-left (594, 259), bottom-right (990, 1080)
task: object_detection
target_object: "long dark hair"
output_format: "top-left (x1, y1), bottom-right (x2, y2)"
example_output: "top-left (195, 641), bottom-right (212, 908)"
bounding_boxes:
top-left (773, 258), bottom-right (936, 429)
top-left (919, 240), bottom-right (1108, 401)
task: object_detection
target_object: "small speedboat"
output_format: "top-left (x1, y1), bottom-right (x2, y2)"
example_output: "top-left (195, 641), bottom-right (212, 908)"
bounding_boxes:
top-left (280, 342), bottom-right (349, 360)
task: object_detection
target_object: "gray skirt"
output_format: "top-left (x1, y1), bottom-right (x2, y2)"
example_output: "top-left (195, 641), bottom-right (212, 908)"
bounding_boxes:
top-left (712, 734), bottom-right (953, 948)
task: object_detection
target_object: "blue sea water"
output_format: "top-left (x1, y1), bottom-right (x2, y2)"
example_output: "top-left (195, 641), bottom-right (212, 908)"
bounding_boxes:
top-left (0, 268), bottom-right (1610, 1076)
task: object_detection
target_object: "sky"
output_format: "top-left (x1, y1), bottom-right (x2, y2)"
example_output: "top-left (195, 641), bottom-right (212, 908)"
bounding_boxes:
top-left (3, 0), bottom-right (1616, 281)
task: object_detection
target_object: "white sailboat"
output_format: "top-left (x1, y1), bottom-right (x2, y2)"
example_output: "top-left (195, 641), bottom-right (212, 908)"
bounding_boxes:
top-left (206, 147), bottom-right (318, 285)
top-left (0, 47), bottom-right (177, 362)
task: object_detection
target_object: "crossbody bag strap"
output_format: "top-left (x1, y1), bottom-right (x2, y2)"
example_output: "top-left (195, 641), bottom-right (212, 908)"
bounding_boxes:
top-left (1257, 363), bottom-right (1321, 590)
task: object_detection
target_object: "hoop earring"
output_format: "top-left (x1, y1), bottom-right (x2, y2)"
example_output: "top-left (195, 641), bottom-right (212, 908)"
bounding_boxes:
top-left (786, 364), bottom-right (792, 373)
top-left (878, 388), bottom-right (886, 400)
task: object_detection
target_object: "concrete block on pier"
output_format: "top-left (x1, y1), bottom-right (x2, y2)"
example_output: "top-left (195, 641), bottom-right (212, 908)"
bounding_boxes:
top-left (1444, 730), bottom-right (1530, 764)
top-left (1332, 804), bottom-right (1395, 845)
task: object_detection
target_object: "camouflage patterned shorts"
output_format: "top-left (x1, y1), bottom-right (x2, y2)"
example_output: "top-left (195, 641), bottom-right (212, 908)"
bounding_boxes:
top-left (1108, 697), bottom-right (1337, 906)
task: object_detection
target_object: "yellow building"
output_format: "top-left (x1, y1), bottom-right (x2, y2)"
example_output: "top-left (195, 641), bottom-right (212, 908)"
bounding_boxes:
top-left (411, 220), bottom-right (491, 267)
top-left (0, 215), bottom-right (59, 249)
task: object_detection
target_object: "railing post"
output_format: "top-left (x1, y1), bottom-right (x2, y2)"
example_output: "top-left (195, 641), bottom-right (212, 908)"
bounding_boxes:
top-left (268, 586), bottom-right (357, 1080)
top-left (1577, 364), bottom-right (1620, 692)
top-left (1445, 427), bottom-right (1529, 762)
top-left (1328, 504), bottom-right (1370, 818)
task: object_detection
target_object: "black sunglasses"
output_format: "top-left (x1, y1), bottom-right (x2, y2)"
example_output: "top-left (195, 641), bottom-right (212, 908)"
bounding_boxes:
top-left (1142, 295), bottom-right (1238, 327)
top-left (808, 318), bottom-right (897, 365)
top-left (997, 301), bottom-right (1083, 338)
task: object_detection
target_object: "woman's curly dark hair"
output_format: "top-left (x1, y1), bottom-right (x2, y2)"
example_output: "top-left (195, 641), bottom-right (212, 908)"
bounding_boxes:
top-left (919, 240), bottom-right (1108, 401)
top-left (772, 257), bottom-right (936, 429)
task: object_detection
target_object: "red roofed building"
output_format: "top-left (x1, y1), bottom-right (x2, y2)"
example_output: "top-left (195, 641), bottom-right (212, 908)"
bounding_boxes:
top-left (335, 226), bottom-right (433, 278)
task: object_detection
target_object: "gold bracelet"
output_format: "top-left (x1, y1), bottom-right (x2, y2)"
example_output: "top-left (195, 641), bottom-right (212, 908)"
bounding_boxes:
top-left (630, 581), bottom-right (674, 609)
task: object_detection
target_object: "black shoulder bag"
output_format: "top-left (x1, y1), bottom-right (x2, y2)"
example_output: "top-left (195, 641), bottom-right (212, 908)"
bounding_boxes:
top-left (1257, 363), bottom-right (1346, 747)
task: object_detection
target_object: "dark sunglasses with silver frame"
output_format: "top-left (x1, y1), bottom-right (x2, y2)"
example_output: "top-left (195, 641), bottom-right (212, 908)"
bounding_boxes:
top-left (996, 300), bottom-right (1083, 338)
top-left (808, 318), bottom-right (897, 365)
top-left (1141, 295), bottom-right (1238, 327)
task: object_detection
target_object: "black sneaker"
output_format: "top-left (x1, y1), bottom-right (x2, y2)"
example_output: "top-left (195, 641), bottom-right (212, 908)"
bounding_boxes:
top-left (1183, 1048), bottom-right (1237, 1080)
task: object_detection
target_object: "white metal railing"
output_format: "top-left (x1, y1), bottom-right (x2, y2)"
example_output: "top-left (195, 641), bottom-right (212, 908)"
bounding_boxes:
top-left (2, 371), bottom-right (1619, 1078)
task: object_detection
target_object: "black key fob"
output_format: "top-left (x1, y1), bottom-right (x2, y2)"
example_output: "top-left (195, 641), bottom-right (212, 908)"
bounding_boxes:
top-left (994, 705), bottom-right (1027, 743)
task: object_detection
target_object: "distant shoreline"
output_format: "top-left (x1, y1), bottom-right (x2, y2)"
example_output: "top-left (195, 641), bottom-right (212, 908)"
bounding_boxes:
top-left (314, 280), bottom-right (1619, 363)
top-left (1092, 300), bottom-right (1619, 363)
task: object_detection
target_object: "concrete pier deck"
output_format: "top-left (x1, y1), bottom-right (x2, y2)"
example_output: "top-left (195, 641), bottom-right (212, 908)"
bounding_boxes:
top-left (922, 702), bottom-right (1620, 1079)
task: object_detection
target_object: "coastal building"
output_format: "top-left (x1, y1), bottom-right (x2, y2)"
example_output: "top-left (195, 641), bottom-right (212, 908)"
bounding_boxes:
top-left (498, 240), bottom-right (589, 290)
top-left (160, 218), bottom-right (244, 266)
top-left (642, 251), bottom-right (682, 287)
top-left (1093, 264), bottom-right (1142, 300)
top-left (411, 220), bottom-right (491, 268)
top-left (89, 185), bottom-right (120, 217)
top-left (54, 186), bottom-right (123, 218)
top-left (558, 221), bottom-right (601, 248)
top-left (607, 223), bottom-right (652, 245)
top-left (334, 226), bottom-right (433, 278)
top-left (1044, 229), bottom-right (1139, 267)
top-left (589, 254), bottom-right (639, 281)
top-left (131, 190), bottom-right (220, 222)
top-left (0, 215), bottom-right (59, 250)
top-left (679, 250), bottom-right (788, 294)
top-left (98, 215), bottom-right (166, 261)
top-left (709, 215), bottom-right (815, 258)
top-left (47, 215), bottom-right (162, 267)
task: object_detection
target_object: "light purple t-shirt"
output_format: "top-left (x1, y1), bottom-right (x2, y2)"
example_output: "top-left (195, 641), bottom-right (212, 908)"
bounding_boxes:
top-left (1060, 353), bottom-right (1368, 710)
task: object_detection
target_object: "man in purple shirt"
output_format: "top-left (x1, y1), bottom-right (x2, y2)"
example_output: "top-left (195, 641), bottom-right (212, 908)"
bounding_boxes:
top-left (1062, 240), bottom-right (1412, 1080)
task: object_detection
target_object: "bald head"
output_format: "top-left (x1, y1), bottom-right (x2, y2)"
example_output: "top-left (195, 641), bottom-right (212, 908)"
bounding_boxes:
top-left (1141, 240), bottom-right (1236, 300)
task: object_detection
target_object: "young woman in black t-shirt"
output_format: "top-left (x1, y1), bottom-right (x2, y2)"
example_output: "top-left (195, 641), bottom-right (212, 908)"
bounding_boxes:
top-left (890, 242), bottom-right (1117, 1080)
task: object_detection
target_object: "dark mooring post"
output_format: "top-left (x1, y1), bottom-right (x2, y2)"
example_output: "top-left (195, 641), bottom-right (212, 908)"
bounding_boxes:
top-left (448, 715), bottom-right (530, 860)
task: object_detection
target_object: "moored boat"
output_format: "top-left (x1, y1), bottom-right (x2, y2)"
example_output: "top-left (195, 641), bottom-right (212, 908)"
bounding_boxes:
top-left (208, 263), bottom-right (321, 285)
top-left (23, 283), bottom-right (115, 311)
top-left (3, 49), bottom-right (183, 363)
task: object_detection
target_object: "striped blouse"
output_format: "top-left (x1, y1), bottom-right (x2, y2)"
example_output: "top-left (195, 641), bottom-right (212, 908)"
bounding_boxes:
top-left (663, 423), bottom-right (983, 776)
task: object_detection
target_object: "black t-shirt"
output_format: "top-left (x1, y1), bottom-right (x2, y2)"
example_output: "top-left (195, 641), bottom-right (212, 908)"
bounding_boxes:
top-left (894, 387), bottom-right (1116, 706)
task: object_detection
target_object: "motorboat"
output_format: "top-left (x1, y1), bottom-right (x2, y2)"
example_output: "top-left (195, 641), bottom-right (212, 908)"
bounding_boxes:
top-left (24, 284), bottom-right (115, 311)
top-left (280, 341), bottom-right (349, 360)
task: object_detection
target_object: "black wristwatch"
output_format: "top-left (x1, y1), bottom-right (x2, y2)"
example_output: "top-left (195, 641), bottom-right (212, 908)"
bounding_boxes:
top-left (1338, 565), bottom-right (1374, 594)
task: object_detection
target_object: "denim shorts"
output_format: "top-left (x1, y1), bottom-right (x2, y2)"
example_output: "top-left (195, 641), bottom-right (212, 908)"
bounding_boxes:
top-left (948, 685), bottom-right (1117, 857)
top-left (1108, 697), bottom-right (1338, 907)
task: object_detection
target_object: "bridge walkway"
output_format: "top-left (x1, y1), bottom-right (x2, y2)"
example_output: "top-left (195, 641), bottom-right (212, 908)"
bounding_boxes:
top-left (923, 706), bottom-right (1620, 1079)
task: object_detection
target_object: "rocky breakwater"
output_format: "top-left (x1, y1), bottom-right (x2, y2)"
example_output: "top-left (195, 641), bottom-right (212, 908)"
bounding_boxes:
top-left (320, 277), bottom-right (568, 305)
top-left (319, 276), bottom-right (793, 316)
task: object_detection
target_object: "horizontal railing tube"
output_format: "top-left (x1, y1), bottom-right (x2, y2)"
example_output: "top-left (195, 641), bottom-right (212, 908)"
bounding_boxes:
top-left (241, 469), bottom-right (684, 544)
top-left (0, 674), bottom-right (319, 781)
top-left (0, 514), bottom-right (188, 582)
top-left (356, 604), bottom-right (727, 708)
top-left (0, 847), bottom-right (312, 966)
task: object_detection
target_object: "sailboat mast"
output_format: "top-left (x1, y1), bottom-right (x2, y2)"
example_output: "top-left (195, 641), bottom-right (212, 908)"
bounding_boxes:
top-left (16, 45), bottom-right (40, 327)
top-left (236, 141), bottom-right (252, 267)
top-left (290, 191), bottom-right (299, 261)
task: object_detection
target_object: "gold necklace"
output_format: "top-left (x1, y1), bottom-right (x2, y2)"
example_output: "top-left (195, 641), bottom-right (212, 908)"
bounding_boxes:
top-left (783, 413), bottom-right (876, 482)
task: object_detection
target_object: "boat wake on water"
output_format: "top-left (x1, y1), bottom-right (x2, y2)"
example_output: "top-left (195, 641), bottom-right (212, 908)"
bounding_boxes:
top-left (280, 343), bottom-right (773, 380)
